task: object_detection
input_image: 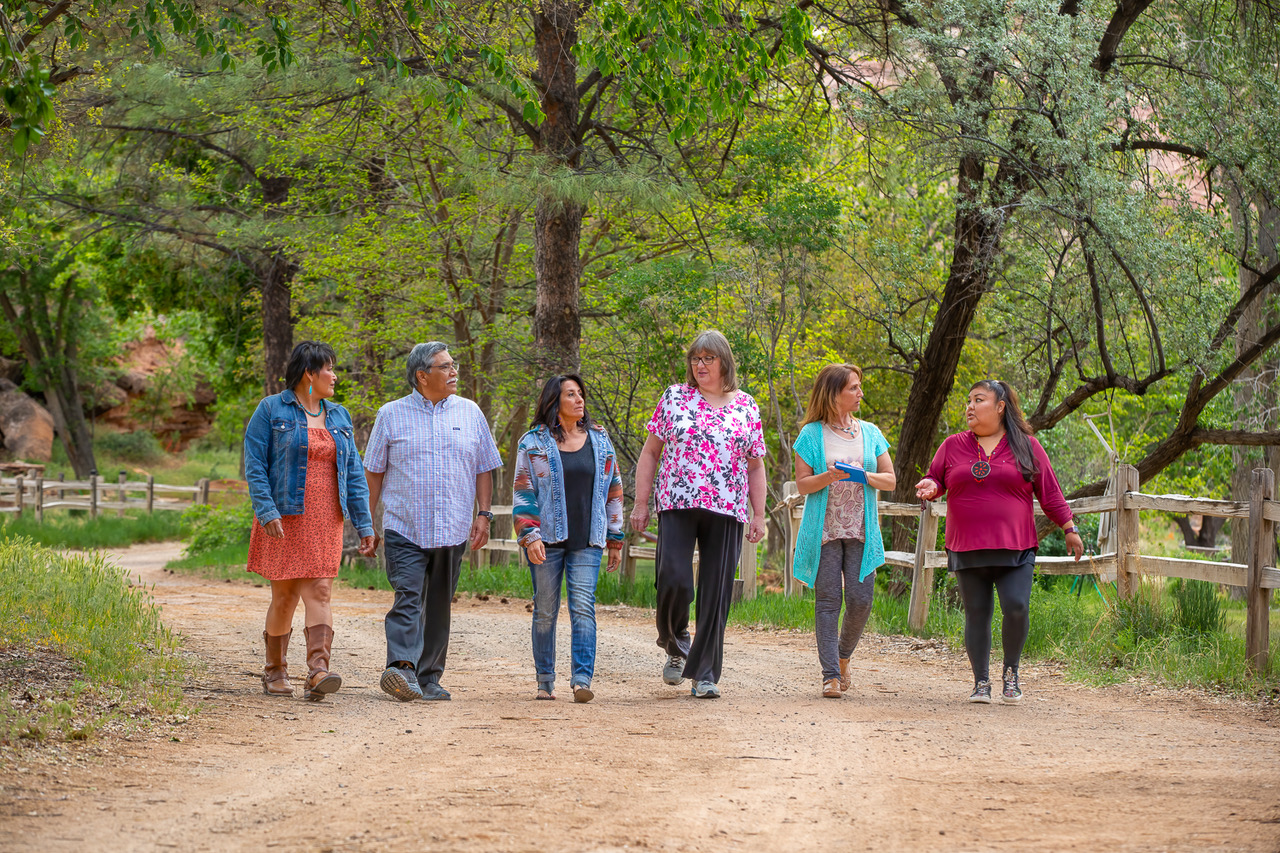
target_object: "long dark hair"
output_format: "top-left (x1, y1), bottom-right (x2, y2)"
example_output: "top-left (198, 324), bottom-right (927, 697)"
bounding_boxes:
top-left (971, 379), bottom-right (1039, 482)
top-left (283, 341), bottom-right (336, 392)
top-left (531, 374), bottom-right (594, 442)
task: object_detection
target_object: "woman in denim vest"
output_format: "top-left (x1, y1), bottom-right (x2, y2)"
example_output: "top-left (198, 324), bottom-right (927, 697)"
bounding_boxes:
top-left (512, 374), bottom-right (624, 702)
top-left (243, 341), bottom-right (376, 700)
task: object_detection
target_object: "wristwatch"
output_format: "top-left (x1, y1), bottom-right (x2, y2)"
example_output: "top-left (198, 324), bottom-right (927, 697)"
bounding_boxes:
top-left (477, 510), bottom-right (494, 520)
top-left (1064, 525), bottom-right (1077, 535)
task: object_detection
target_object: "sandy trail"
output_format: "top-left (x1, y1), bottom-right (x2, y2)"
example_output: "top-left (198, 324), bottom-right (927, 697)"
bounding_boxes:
top-left (2, 541), bottom-right (1278, 852)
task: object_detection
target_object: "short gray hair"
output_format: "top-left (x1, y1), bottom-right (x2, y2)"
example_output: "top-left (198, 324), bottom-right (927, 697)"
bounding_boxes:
top-left (406, 341), bottom-right (450, 391)
top-left (683, 329), bottom-right (738, 392)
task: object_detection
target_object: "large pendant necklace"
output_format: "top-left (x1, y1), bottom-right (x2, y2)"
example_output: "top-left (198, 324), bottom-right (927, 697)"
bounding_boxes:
top-left (972, 435), bottom-right (994, 481)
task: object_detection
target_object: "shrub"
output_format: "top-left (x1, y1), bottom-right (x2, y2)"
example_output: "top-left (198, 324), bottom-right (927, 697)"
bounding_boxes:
top-left (97, 430), bottom-right (165, 462)
top-left (182, 500), bottom-right (255, 557)
top-left (1171, 578), bottom-right (1224, 636)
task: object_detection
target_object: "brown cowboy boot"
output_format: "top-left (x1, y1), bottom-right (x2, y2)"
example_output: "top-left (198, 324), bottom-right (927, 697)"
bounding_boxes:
top-left (262, 631), bottom-right (294, 697)
top-left (304, 624), bottom-right (342, 701)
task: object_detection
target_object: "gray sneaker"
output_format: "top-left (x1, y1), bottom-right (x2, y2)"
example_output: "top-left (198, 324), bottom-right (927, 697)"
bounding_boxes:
top-left (380, 666), bottom-right (423, 702)
top-left (691, 680), bottom-right (720, 699)
top-left (420, 681), bottom-right (451, 701)
top-left (663, 655), bottom-right (687, 685)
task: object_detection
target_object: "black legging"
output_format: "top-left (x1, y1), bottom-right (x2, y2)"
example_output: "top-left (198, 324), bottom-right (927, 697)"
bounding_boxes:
top-left (954, 562), bottom-right (1033, 683)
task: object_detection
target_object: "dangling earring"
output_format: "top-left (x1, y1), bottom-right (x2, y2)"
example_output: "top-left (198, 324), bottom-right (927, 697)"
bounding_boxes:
top-left (308, 383), bottom-right (313, 397)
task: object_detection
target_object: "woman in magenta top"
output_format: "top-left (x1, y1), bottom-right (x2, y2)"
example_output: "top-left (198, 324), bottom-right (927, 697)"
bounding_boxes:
top-left (914, 380), bottom-right (1083, 704)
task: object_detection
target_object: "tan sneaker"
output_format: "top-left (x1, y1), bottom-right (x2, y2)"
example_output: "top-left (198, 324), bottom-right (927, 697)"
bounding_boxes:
top-left (822, 678), bottom-right (842, 698)
top-left (839, 657), bottom-right (852, 692)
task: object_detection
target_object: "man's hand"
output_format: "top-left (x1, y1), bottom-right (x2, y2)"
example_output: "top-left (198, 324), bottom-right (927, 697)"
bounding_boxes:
top-left (606, 546), bottom-right (622, 572)
top-left (526, 539), bottom-right (546, 565)
top-left (469, 515), bottom-right (491, 551)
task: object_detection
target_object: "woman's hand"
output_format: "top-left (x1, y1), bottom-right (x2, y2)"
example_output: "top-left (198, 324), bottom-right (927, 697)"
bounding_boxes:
top-left (826, 463), bottom-right (845, 483)
top-left (263, 519), bottom-right (285, 539)
top-left (358, 534), bottom-right (378, 557)
top-left (526, 539), bottom-right (546, 565)
top-left (630, 505), bottom-right (651, 534)
top-left (606, 547), bottom-right (622, 573)
top-left (914, 478), bottom-right (938, 501)
top-left (1065, 530), bottom-right (1085, 560)
top-left (747, 514), bottom-right (767, 544)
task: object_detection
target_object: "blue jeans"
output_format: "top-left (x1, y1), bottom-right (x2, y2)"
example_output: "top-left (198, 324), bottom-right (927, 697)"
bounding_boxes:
top-left (529, 545), bottom-right (603, 690)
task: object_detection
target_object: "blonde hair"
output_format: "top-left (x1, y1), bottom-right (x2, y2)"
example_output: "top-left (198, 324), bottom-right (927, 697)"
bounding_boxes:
top-left (683, 329), bottom-right (738, 392)
top-left (801, 363), bottom-right (864, 427)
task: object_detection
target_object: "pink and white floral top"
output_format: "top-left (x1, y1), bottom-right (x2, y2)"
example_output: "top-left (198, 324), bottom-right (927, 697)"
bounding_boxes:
top-left (646, 384), bottom-right (767, 522)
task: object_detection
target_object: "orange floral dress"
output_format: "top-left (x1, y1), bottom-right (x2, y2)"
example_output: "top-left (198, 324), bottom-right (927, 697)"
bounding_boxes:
top-left (247, 428), bottom-right (344, 580)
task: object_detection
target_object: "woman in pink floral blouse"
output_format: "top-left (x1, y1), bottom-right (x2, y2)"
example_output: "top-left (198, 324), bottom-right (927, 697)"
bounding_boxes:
top-left (631, 330), bottom-right (767, 699)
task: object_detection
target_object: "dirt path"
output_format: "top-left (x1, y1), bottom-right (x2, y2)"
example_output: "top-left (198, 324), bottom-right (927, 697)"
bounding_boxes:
top-left (3, 542), bottom-right (1279, 852)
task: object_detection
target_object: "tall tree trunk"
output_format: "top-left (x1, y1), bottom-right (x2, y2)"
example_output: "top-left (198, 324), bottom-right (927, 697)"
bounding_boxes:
top-left (888, 160), bottom-right (1005, 567)
top-left (532, 0), bottom-right (585, 375)
top-left (1230, 190), bottom-right (1280, 565)
top-left (259, 175), bottom-right (296, 395)
top-left (0, 277), bottom-right (98, 477)
top-left (259, 252), bottom-right (296, 395)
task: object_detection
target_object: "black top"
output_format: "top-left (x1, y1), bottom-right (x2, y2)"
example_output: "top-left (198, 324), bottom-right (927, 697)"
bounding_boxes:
top-left (560, 442), bottom-right (596, 551)
top-left (947, 547), bottom-right (1037, 572)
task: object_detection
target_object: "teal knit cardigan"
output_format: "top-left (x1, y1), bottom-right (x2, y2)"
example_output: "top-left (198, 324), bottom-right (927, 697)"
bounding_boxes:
top-left (791, 420), bottom-right (889, 587)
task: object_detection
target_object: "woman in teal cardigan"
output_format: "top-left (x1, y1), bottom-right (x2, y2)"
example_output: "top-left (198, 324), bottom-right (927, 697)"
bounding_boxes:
top-left (792, 363), bottom-right (896, 698)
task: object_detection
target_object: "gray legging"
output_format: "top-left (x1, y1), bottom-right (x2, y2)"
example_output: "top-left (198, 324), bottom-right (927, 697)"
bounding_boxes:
top-left (814, 538), bottom-right (875, 681)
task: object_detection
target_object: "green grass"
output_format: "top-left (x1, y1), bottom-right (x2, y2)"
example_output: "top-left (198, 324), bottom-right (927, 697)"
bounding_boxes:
top-left (0, 510), bottom-right (187, 550)
top-left (43, 434), bottom-right (240, 486)
top-left (0, 538), bottom-right (191, 744)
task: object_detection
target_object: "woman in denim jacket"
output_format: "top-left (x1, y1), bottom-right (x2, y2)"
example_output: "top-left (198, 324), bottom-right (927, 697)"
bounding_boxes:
top-left (243, 341), bottom-right (376, 701)
top-left (512, 374), bottom-right (624, 703)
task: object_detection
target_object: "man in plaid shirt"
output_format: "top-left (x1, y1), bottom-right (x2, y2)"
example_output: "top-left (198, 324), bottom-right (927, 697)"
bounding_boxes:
top-left (365, 342), bottom-right (503, 701)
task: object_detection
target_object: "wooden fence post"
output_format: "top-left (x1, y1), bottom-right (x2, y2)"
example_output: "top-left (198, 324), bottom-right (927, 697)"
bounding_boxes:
top-left (117, 471), bottom-right (127, 519)
top-left (1246, 468), bottom-right (1275, 674)
top-left (200, 478), bottom-right (211, 506)
top-left (1114, 464), bottom-right (1141, 598)
top-left (57, 472), bottom-right (64, 501)
top-left (907, 501), bottom-right (941, 631)
top-left (89, 474), bottom-right (99, 519)
top-left (621, 531), bottom-right (637, 585)
top-left (14, 476), bottom-right (23, 519)
top-left (34, 476), bottom-right (42, 525)
top-left (146, 475), bottom-right (155, 514)
top-left (739, 523), bottom-right (758, 601)
top-left (782, 481), bottom-right (801, 597)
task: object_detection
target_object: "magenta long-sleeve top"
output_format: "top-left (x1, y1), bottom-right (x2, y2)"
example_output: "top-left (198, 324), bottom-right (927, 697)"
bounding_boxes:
top-left (922, 431), bottom-right (1074, 552)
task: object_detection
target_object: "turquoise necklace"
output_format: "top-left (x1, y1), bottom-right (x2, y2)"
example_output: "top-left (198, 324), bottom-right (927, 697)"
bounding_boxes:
top-left (301, 397), bottom-right (325, 418)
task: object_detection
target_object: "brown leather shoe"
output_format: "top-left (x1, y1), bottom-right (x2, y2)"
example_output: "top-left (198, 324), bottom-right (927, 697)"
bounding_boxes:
top-left (839, 657), bottom-right (852, 692)
top-left (823, 678), bottom-right (842, 698)
top-left (304, 624), bottom-right (342, 701)
top-left (262, 631), bottom-right (294, 697)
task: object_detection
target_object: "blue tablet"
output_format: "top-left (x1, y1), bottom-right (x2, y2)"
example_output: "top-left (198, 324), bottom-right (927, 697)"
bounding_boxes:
top-left (834, 461), bottom-right (868, 484)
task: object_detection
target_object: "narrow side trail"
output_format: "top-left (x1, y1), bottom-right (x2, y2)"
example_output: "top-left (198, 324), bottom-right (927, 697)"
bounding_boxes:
top-left (3, 542), bottom-right (1278, 852)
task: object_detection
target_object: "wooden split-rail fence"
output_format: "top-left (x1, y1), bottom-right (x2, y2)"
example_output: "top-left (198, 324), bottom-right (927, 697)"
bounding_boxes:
top-left (780, 463), bottom-right (1278, 672)
top-left (0, 472), bottom-right (213, 521)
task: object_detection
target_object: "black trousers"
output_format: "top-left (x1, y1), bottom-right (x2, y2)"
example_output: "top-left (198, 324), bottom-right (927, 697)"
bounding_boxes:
top-left (655, 509), bottom-right (743, 685)
top-left (383, 529), bottom-right (466, 683)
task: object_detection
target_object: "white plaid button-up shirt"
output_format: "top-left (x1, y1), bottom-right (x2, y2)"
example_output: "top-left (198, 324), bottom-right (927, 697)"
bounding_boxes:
top-left (364, 390), bottom-right (503, 549)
